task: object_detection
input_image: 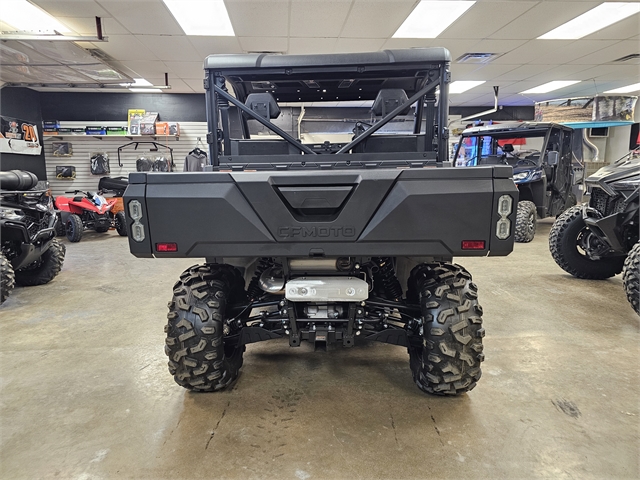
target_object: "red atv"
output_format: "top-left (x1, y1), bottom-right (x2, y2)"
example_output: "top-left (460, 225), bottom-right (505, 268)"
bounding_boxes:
top-left (55, 190), bottom-right (127, 242)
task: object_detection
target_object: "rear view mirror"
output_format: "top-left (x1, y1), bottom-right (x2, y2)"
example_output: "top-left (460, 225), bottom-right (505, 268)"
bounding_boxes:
top-left (547, 151), bottom-right (559, 166)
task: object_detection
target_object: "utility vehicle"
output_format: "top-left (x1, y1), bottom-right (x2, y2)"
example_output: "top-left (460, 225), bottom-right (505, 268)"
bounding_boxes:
top-left (124, 48), bottom-right (518, 395)
top-left (550, 148), bottom-right (640, 315)
top-left (454, 122), bottom-right (583, 242)
top-left (1, 170), bottom-right (65, 304)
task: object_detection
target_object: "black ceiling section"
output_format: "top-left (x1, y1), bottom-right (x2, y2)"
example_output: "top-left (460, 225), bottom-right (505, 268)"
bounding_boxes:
top-left (39, 92), bottom-right (207, 122)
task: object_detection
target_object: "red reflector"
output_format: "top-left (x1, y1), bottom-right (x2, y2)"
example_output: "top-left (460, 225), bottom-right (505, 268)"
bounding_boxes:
top-left (461, 240), bottom-right (485, 250)
top-left (156, 242), bottom-right (178, 252)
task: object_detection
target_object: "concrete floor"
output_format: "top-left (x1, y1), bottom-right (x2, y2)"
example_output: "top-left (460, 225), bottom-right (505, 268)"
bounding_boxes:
top-left (1, 220), bottom-right (638, 480)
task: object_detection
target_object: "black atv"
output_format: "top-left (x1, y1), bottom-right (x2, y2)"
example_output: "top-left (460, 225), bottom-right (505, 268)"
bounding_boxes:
top-left (549, 148), bottom-right (640, 314)
top-left (1, 170), bottom-right (66, 305)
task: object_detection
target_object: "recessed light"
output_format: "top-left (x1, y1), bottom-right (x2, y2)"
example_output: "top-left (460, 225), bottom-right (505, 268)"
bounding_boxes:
top-left (604, 82), bottom-right (640, 94)
top-left (0, 0), bottom-right (71, 33)
top-left (129, 88), bottom-right (163, 93)
top-left (449, 80), bottom-right (485, 94)
top-left (521, 81), bottom-right (581, 94)
top-left (538, 2), bottom-right (640, 40)
top-left (393, 1), bottom-right (476, 39)
top-left (163, 0), bottom-right (234, 36)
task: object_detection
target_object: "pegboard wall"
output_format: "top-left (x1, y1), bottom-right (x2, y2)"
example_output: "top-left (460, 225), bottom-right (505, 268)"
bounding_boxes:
top-left (44, 121), bottom-right (208, 197)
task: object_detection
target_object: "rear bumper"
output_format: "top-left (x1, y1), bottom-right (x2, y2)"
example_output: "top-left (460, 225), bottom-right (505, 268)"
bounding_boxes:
top-left (125, 166), bottom-right (518, 259)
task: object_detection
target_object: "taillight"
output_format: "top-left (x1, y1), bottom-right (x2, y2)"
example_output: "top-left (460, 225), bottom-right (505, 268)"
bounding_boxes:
top-left (462, 240), bottom-right (485, 250)
top-left (496, 195), bottom-right (513, 240)
top-left (156, 242), bottom-right (178, 252)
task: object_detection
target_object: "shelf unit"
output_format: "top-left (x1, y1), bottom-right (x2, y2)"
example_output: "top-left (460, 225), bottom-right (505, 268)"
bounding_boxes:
top-left (43, 134), bottom-right (180, 141)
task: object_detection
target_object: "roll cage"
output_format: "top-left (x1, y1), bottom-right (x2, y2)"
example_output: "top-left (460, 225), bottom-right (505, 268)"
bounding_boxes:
top-left (203, 48), bottom-right (452, 169)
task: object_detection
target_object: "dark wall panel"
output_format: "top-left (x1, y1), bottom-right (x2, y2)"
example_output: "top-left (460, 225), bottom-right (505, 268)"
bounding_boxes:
top-left (40, 92), bottom-right (206, 122)
top-left (0, 87), bottom-right (47, 179)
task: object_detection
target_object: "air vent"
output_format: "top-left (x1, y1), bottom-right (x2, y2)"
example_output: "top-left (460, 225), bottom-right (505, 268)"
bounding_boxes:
top-left (613, 53), bottom-right (639, 63)
top-left (456, 53), bottom-right (501, 64)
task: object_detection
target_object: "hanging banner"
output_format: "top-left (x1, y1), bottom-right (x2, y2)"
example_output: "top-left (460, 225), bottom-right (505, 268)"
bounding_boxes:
top-left (0, 115), bottom-right (42, 156)
top-left (535, 95), bottom-right (637, 123)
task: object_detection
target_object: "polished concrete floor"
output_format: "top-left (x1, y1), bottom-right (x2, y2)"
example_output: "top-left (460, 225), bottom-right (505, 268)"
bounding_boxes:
top-left (1, 220), bottom-right (638, 480)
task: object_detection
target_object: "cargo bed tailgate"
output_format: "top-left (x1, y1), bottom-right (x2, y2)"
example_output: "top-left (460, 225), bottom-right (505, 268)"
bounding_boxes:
top-left (125, 166), bottom-right (517, 258)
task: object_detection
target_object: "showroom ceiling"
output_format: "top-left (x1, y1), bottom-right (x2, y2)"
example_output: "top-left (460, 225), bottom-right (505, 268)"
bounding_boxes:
top-left (1, 0), bottom-right (639, 106)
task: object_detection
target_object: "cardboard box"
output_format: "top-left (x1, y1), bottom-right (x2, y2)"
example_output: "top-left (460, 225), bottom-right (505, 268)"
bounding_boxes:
top-left (140, 112), bottom-right (159, 135)
top-left (155, 122), bottom-right (170, 136)
top-left (128, 109), bottom-right (145, 136)
top-left (106, 127), bottom-right (128, 135)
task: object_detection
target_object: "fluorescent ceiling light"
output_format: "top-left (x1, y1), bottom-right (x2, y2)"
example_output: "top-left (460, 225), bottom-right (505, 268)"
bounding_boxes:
top-left (120, 78), bottom-right (152, 87)
top-left (538, 2), bottom-right (640, 40)
top-left (449, 80), bottom-right (485, 94)
top-left (129, 88), bottom-right (163, 93)
top-left (521, 81), bottom-right (581, 94)
top-left (0, 0), bottom-right (71, 33)
top-left (393, 1), bottom-right (475, 38)
top-left (163, 0), bottom-right (234, 36)
top-left (604, 82), bottom-right (640, 94)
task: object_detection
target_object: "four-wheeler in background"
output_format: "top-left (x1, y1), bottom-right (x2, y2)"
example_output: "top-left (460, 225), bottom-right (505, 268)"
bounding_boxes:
top-left (123, 48), bottom-right (518, 396)
top-left (454, 122), bottom-right (584, 242)
top-left (55, 190), bottom-right (127, 242)
top-left (1, 170), bottom-right (65, 305)
top-left (549, 148), bottom-right (640, 315)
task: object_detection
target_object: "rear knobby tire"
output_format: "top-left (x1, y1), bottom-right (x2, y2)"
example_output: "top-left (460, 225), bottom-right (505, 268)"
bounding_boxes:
top-left (0, 253), bottom-right (15, 305)
top-left (165, 264), bottom-right (246, 392)
top-left (115, 211), bottom-right (128, 236)
top-left (623, 243), bottom-right (640, 315)
top-left (514, 200), bottom-right (537, 243)
top-left (66, 214), bottom-right (83, 242)
top-left (549, 205), bottom-right (624, 279)
top-left (409, 263), bottom-right (484, 396)
top-left (15, 238), bottom-right (66, 286)
top-left (55, 214), bottom-right (66, 237)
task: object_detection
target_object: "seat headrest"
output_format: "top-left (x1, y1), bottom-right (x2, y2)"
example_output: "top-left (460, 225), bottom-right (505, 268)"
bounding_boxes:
top-left (502, 143), bottom-right (514, 153)
top-left (371, 89), bottom-right (411, 116)
top-left (245, 93), bottom-right (281, 120)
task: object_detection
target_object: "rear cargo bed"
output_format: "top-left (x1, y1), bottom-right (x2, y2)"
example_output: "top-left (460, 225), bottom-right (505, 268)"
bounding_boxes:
top-left (125, 165), bottom-right (517, 259)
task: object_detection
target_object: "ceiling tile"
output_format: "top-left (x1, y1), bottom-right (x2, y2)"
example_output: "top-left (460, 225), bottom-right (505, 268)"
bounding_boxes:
top-left (187, 37), bottom-right (244, 58)
top-left (334, 38), bottom-right (386, 53)
top-left (489, 2), bottom-right (599, 40)
top-left (136, 35), bottom-right (201, 62)
top-left (89, 34), bottom-right (159, 61)
top-left (290, 1), bottom-right (352, 38)
top-left (96, 0), bottom-right (184, 35)
top-left (163, 61), bottom-right (205, 79)
top-left (183, 78), bottom-right (206, 93)
top-left (492, 64), bottom-right (556, 82)
top-left (31, 0), bottom-right (111, 18)
top-left (57, 16), bottom-right (129, 35)
top-left (238, 37), bottom-right (289, 53)
top-left (225, 0), bottom-right (290, 37)
top-left (121, 60), bottom-right (172, 78)
top-left (340, 0), bottom-right (417, 39)
top-left (527, 39), bottom-right (620, 65)
top-left (381, 38), bottom-right (434, 50)
top-left (569, 40), bottom-right (639, 65)
top-left (492, 40), bottom-right (568, 65)
top-left (584, 14), bottom-right (640, 41)
top-left (288, 37), bottom-right (338, 55)
top-left (439, 1), bottom-right (537, 40)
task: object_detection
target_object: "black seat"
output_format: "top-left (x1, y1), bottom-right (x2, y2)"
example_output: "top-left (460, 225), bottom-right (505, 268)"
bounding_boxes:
top-left (245, 93), bottom-right (281, 120)
top-left (502, 143), bottom-right (514, 153)
top-left (371, 89), bottom-right (411, 116)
